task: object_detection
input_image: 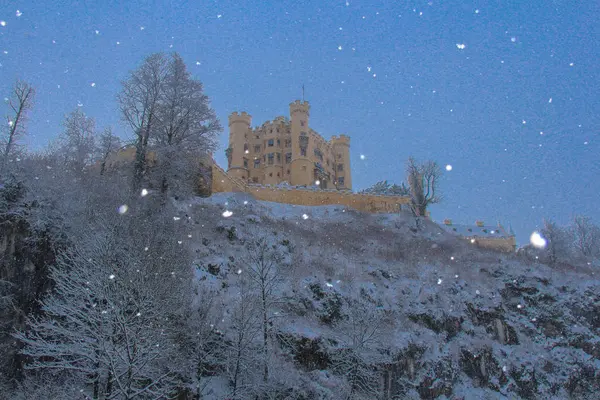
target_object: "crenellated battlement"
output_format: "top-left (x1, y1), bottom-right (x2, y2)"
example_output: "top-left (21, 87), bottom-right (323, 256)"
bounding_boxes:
top-left (228, 111), bottom-right (252, 127)
top-left (330, 134), bottom-right (350, 146)
top-left (289, 99), bottom-right (310, 116)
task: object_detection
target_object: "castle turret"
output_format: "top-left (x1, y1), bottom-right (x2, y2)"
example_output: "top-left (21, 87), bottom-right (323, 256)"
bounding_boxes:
top-left (227, 111), bottom-right (252, 181)
top-left (289, 100), bottom-right (313, 186)
top-left (331, 134), bottom-right (351, 190)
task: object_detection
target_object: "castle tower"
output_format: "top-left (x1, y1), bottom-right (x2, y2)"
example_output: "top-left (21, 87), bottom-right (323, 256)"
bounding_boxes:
top-left (331, 134), bottom-right (351, 190)
top-left (227, 111), bottom-right (252, 181)
top-left (289, 100), bottom-right (313, 186)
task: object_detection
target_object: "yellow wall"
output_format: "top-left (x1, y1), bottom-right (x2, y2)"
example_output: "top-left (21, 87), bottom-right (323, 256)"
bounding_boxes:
top-left (466, 236), bottom-right (517, 253)
top-left (211, 161), bottom-right (410, 213)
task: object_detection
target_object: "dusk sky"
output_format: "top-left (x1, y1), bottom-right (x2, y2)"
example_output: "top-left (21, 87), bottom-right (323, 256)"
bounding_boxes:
top-left (1, 0), bottom-right (598, 245)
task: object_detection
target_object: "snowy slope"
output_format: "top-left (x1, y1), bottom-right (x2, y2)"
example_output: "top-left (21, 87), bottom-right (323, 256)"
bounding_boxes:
top-left (175, 193), bottom-right (600, 399)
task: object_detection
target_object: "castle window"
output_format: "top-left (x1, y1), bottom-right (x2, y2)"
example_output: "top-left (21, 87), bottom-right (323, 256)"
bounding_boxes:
top-left (254, 145), bottom-right (261, 153)
top-left (254, 159), bottom-right (260, 168)
top-left (263, 155), bottom-right (266, 162)
top-left (337, 163), bottom-right (344, 172)
top-left (277, 172), bottom-right (280, 177)
top-left (269, 173), bottom-right (273, 177)
top-left (301, 121), bottom-right (305, 127)
top-left (255, 135), bottom-right (259, 139)
top-left (285, 153), bottom-right (292, 163)
top-left (314, 148), bottom-right (323, 161)
top-left (252, 177), bottom-right (259, 183)
top-left (337, 177), bottom-right (344, 186)
top-left (300, 148), bottom-right (307, 156)
top-left (268, 153), bottom-right (274, 165)
top-left (243, 158), bottom-right (248, 168)
top-left (276, 153), bottom-right (281, 163)
top-left (301, 166), bottom-right (307, 171)
top-left (287, 169), bottom-right (290, 174)
top-left (277, 139), bottom-right (281, 147)
top-left (244, 143), bottom-right (248, 152)
top-left (268, 139), bottom-right (274, 147)
top-left (285, 139), bottom-right (291, 148)
top-left (276, 128), bottom-right (280, 133)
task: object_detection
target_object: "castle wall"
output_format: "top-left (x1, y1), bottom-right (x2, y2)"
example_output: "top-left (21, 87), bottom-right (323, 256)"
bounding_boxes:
top-left (467, 236), bottom-right (517, 253)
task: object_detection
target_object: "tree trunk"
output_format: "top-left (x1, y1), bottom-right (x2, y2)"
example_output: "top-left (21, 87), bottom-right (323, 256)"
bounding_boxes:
top-left (261, 288), bottom-right (269, 383)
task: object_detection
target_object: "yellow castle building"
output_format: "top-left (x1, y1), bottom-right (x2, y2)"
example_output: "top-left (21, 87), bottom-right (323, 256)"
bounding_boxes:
top-left (226, 100), bottom-right (352, 190)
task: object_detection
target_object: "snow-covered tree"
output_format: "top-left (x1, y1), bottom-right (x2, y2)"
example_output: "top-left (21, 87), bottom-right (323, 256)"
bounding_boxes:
top-left (330, 300), bottom-right (389, 399)
top-left (225, 277), bottom-right (262, 399)
top-left (95, 127), bottom-right (121, 176)
top-left (17, 208), bottom-right (195, 399)
top-left (570, 215), bottom-right (600, 259)
top-left (118, 53), bottom-right (169, 191)
top-left (242, 236), bottom-right (286, 386)
top-left (1, 80), bottom-right (35, 175)
top-left (540, 218), bottom-right (572, 264)
top-left (58, 108), bottom-right (97, 174)
top-left (152, 53), bottom-right (220, 196)
top-left (361, 180), bottom-right (410, 196)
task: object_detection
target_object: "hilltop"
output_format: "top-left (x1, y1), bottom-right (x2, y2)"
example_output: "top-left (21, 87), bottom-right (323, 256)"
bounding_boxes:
top-left (168, 192), bottom-right (600, 399)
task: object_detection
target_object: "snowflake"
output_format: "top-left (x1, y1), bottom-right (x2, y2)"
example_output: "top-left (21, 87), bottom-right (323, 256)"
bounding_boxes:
top-left (136, 312), bottom-right (141, 317)
top-left (118, 205), bottom-right (128, 214)
top-left (302, 214), bottom-right (309, 220)
top-left (511, 37), bottom-right (516, 42)
top-left (222, 210), bottom-right (233, 217)
top-left (475, 290), bottom-right (480, 295)
top-left (437, 278), bottom-right (443, 285)
top-left (475, 9), bottom-right (480, 14)
top-left (456, 43), bottom-right (466, 50)
top-left (530, 231), bottom-right (546, 248)
top-left (548, 97), bottom-right (552, 103)
top-left (326, 282), bottom-right (333, 287)
top-left (338, 45), bottom-right (342, 50)
top-left (569, 62), bottom-right (574, 67)
top-left (140, 26), bottom-right (145, 30)
top-left (8, 120), bottom-right (13, 127)
top-left (522, 120), bottom-right (526, 124)
top-left (217, 14), bottom-right (222, 18)
top-left (237, 268), bottom-right (242, 274)
top-left (90, 82), bottom-right (96, 87)
top-left (177, 241), bottom-right (182, 244)
top-left (16, 10), bottom-right (23, 17)
top-left (109, 274), bottom-right (115, 280)
top-left (95, 30), bottom-right (100, 35)
top-left (315, 180), bottom-right (320, 185)
top-left (141, 188), bottom-right (149, 197)
top-left (173, 216), bottom-right (181, 221)
top-left (445, 164), bottom-right (452, 171)
top-left (360, 154), bottom-right (365, 160)
top-left (0, 21), bottom-right (6, 27)
top-left (367, 66), bottom-right (371, 72)
top-left (196, 61), bottom-right (201, 65)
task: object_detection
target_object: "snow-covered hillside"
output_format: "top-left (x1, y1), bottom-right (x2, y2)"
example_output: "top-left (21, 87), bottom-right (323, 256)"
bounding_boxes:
top-left (174, 193), bottom-right (600, 399)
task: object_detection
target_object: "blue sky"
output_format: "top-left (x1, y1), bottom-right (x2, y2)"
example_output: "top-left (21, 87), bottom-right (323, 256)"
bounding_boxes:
top-left (1, 0), bottom-right (598, 245)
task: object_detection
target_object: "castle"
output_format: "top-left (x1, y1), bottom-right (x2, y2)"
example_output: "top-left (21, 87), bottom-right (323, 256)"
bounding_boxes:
top-left (102, 99), bottom-right (516, 252)
top-left (226, 100), bottom-right (351, 190)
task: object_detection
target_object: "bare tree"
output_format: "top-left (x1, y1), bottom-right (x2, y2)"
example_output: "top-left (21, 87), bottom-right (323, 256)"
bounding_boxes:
top-left (330, 300), bottom-right (389, 399)
top-left (16, 209), bottom-right (195, 399)
top-left (571, 215), bottom-right (600, 258)
top-left (118, 53), bottom-right (168, 191)
top-left (540, 218), bottom-right (571, 264)
top-left (242, 236), bottom-right (286, 386)
top-left (1, 80), bottom-right (35, 174)
top-left (225, 278), bottom-right (262, 399)
top-left (152, 53), bottom-right (221, 196)
top-left (406, 157), bottom-right (441, 227)
top-left (58, 108), bottom-right (96, 174)
top-left (95, 127), bottom-right (121, 175)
